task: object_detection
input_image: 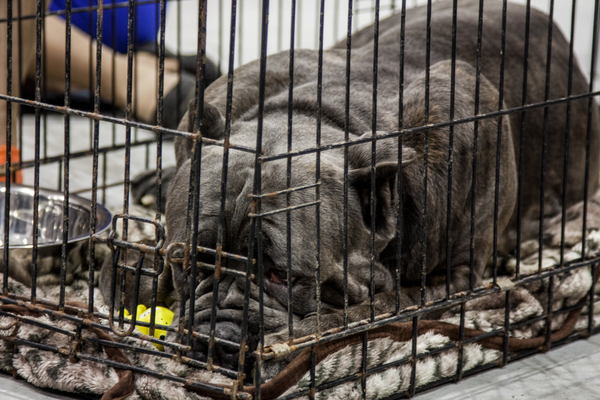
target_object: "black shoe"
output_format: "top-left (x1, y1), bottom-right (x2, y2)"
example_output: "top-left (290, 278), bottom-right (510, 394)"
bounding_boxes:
top-left (153, 71), bottom-right (196, 130)
top-left (137, 42), bottom-right (221, 86)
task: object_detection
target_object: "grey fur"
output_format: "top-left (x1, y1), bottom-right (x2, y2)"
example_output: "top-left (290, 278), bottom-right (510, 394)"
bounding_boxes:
top-left (156, 0), bottom-right (598, 372)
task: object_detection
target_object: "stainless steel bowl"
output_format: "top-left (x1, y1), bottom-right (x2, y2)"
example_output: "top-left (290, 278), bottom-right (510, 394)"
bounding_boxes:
top-left (0, 184), bottom-right (111, 286)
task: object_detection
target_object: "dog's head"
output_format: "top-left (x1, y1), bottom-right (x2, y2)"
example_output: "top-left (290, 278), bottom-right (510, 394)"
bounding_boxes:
top-left (162, 100), bottom-right (415, 372)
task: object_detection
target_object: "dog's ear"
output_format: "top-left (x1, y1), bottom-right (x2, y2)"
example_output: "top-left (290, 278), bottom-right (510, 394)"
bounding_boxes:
top-left (175, 100), bottom-right (226, 169)
top-left (348, 133), bottom-right (416, 168)
top-left (349, 148), bottom-right (416, 234)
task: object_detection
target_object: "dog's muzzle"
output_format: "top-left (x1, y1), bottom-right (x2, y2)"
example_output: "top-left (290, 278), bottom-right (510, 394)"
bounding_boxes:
top-left (172, 268), bottom-right (258, 374)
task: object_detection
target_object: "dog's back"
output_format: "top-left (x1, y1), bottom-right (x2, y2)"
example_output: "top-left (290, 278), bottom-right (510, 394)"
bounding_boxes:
top-left (340, 0), bottom-right (600, 255)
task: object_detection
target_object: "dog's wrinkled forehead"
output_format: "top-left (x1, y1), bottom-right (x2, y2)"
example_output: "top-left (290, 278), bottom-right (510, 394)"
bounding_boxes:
top-left (166, 146), bottom-right (253, 245)
top-left (167, 143), bottom-right (326, 241)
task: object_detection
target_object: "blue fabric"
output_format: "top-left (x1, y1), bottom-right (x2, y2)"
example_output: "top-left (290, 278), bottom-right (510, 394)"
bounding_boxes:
top-left (50, 0), bottom-right (165, 54)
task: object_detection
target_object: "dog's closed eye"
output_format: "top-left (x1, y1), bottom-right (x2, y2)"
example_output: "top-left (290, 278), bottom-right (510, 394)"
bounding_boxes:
top-left (262, 256), bottom-right (298, 287)
top-left (268, 269), bottom-right (298, 287)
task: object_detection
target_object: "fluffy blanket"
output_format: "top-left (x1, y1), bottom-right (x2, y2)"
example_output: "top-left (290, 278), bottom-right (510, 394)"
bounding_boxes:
top-left (0, 205), bottom-right (599, 400)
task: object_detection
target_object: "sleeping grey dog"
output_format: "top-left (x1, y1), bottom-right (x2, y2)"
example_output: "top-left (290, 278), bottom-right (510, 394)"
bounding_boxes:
top-left (107, 0), bottom-right (599, 373)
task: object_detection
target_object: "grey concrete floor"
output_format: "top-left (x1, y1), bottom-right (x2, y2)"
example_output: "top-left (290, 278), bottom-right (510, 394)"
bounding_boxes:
top-left (0, 372), bottom-right (97, 400)
top-left (417, 334), bottom-right (600, 400)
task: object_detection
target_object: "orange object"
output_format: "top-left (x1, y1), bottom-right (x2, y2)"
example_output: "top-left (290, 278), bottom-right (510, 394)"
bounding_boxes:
top-left (0, 145), bottom-right (23, 184)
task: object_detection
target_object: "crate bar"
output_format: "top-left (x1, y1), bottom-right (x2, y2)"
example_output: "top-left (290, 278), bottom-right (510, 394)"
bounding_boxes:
top-left (310, 0), bottom-right (328, 394)
top-left (412, 0), bottom-right (432, 392)
top-left (10, 0), bottom-right (171, 21)
top-left (395, 0), bottom-right (406, 315)
top-left (180, 0), bottom-right (198, 351)
top-left (560, 0), bottom-right (578, 266)
top-left (185, 0), bottom-right (209, 353)
top-left (2, 90), bottom-right (599, 157)
top-left (0, 304), bottom-right (244, 379)
top-left (0, 296), bottom-right (194, 352)
top-left (370, 0), bottom-right (381, 325)
top-left (16, 0), bottom-right (22, 156)
top-left (537, 0), bottom-right (555, 272)
top-left (315, 0), bottom-right (326, 336)
top-left (260, 254), bottom-right (600, 356)
top-left (274, 339), bottom-right (456, 400)
top-left (41, 2), bottom-right (48, 164)
top-left (582, 0), bottom-right (600, 260)
top-left (365, 0), bottom-right (382, 396)
top-left (309, 349), bottom-right (316, 400)
top-left (589, 264), bottom-right (598, 335)
top-left (248, 200), bottom-right (320, 218)
top-left (4, 337), bottom-right (244, 397)
top-left (1, 0), bottom-right (236, 23)
top-left (263, 295), bottom-right (591, 400)
top-left (286, 0), bottom-right (298, 340)
top-left (105, 0), bottom-right (118, 206)
top-left (0, 91), bottom-right (256, 150)
top-left (343, 0), bottom-right (354, 329)
top-left (238, 199), bottom-right (258, 383)
top-left (0, 292), bottom-right (244, 356)
top-left (175, 0), bottom-right (182, 123)
top-left (468, 0), bottom-right (484, 294)
top-left (492, 0), bottom-right (508, 285)
top-left (257, 89), bottom-right (600, 162)
top-left (59, 0), bottom-right (73, 311)
top-left (502, 290), bottom-right (510, 365)
top-left (153, 0), bottom-right (167, 219)
top-left (545, 275), bottom-right (555, 350)
top-left (2, 0), bottom-right (13, 293)
top-left (86, 0), bottom-right (92, 147)
top-left (253, 0), bottom-right (271, 396)
top-left (361, 330), bottom-right (368, 399)
top-left (162, 244), bottom-right (250, 265)
top-left (445, 0), bottom-right (458, 300)
top-left (516, 0), bottom-right (532, 279)
top-left (586, 0), bottom-right (600, 336)
top-left (208, 0), bottom-right (239, 370)
top-left (409, 314), bottom-right (418, 396)
top-left (0, 292), bottom-right (170, 338)
top-left (420, 0), bottom-right (432, 308)
top-left (11, 137), bottom-right (171, 172)
top-left (462, 0), bottom-right (486, 372)
top-left (121, 0), bottom-right (136, 246)
top-left (31, 0), bottom-right (45, 304)
top-left (190, 260), bottom-right (250, 279)
top-left (108, 248), bottom-right (128, 334)
top-left (250, 182), bottom-right (319, 198)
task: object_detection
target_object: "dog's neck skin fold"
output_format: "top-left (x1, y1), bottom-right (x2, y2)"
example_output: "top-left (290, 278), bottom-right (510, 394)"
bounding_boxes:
top-left (155, 0), bottom-right (599, 373)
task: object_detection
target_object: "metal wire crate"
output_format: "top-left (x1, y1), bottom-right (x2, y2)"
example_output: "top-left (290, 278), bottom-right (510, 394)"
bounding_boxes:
top-left (1, 1), bottom-right (600, 399)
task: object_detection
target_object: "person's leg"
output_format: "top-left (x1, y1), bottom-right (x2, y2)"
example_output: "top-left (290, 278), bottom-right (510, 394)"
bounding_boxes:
top-left (0, 0), bottom-right (50, 182)
top-left (41, 15), bottom-right (180, 124)
top-left (0, 0), bottom-right (50, 148)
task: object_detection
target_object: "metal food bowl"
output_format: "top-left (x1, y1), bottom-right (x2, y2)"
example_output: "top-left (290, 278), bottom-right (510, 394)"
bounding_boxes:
top-left (0, 184), bottom-right (111, 287)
